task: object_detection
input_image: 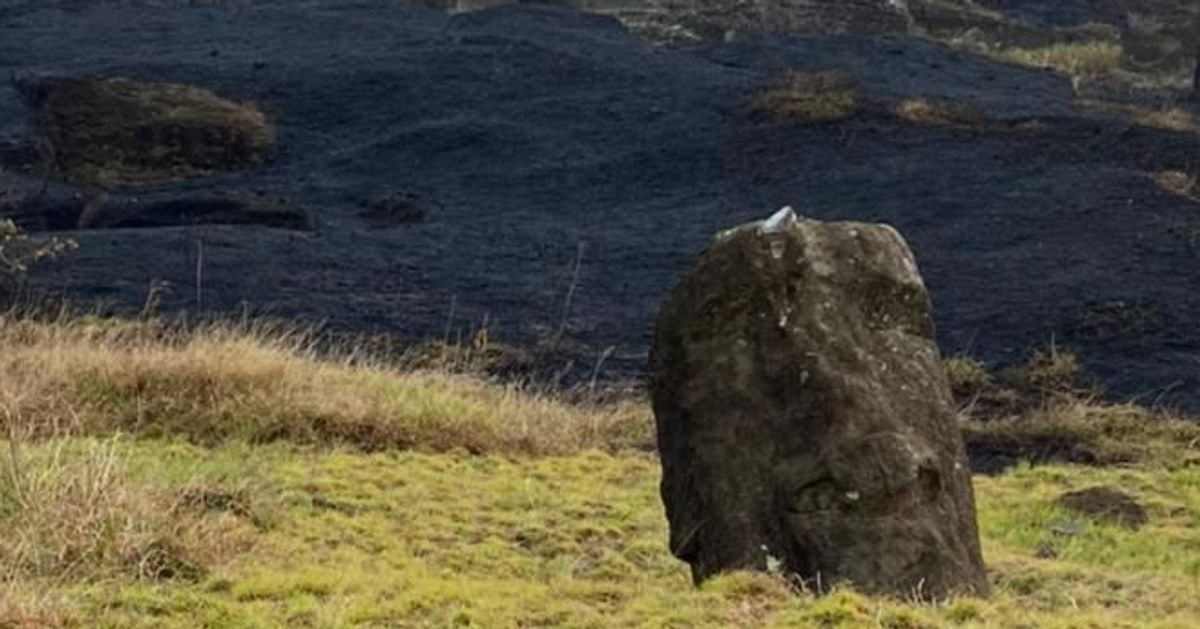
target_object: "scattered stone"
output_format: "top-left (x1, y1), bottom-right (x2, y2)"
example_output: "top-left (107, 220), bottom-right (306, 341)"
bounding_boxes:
top-left (26, 77), bottom-right (275, 186)
top-left (650, 207), bottom-right (989, 598)
top-left (1057, 486), bottom-right (1148, 529)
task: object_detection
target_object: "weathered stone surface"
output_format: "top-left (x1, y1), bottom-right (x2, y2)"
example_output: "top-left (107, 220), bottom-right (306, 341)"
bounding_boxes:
top-left (650, 208), bottom-right (989, 597)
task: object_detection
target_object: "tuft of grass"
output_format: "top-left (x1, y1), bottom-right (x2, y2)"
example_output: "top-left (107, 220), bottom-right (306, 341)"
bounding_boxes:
top-left (746, 70), bottom-right (862, 125)
top-left (963, 396), bottom-right (1200, 469)
top-left (944, 355), bottom-right (992, 396)
top-left (0, 218), bottom-right (76, 306)
top-left (1137, 106), bottom-right (1200, 133)
top-left (1156, 170), bottom-right (1198, 198)
top-left (0, 315), bottom-right (652, 456)
top-left (0, 585), bottom-right (73, 628)
top-left (0, 436), bottom-right (261, 584)
top-left (1078, 100), bottom-right (1200, 133)
top-left (1021, 344), bottom-right (1084, 394)
top-left (895, 98), bottom-right (987, 127)
top-left (949, 346), bottom-right (1200, 470)
top-left (1000, 41), bottom-right (1124, 78)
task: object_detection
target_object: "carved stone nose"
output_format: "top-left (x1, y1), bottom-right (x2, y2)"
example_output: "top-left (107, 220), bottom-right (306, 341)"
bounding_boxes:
top-left (826, 431), bottom-right (938, 498)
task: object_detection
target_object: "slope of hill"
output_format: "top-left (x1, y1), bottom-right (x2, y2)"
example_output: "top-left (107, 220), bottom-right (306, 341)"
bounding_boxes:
top-left (1, 1), bottom-right (1198, 409)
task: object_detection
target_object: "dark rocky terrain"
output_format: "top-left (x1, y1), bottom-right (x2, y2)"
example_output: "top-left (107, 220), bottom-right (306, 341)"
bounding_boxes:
top-left (1, 0), bottom-right (1198, 410)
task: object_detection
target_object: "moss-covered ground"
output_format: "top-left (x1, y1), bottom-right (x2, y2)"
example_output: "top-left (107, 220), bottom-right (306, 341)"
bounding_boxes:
top-left (2, 317), bottom-right (1198, 627)
top-left (1, 440), bottom-right (1192, 628)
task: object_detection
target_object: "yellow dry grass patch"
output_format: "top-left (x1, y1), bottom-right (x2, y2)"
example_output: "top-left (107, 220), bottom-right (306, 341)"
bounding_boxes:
top-left (1000, 41), bottom-right (1124, 78)
top-left (1137, 107), bottom-right (1200, 133)
top-left (746, 70), bottom-right (862, 125)
top-left (943, 355), bottom-right (991, 394)
top-left (963, 397), bottom-right (1200, 469)
top-left (0, 316), bottom-right (650, 456)
top-left (1078, 100), bottom-right (1200, 133)
top-left (895, 98), bottom-right (987, 127)
top-left (1155, 170), bottom-right (1197, 198)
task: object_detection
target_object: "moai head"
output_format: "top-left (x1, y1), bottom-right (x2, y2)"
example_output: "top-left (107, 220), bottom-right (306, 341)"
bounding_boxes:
top-left (651, 208), bottom-right (989, 597)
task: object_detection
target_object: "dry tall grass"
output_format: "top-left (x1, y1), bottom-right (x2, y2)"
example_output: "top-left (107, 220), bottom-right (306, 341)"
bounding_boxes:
top-left (894, 97), bottom-right (987, 127)
top-left (999, 41), bottom-right (1124, 78)
top-left (0, 315), bottom-right (651, 456)
top-left (0, 218), bottom-right (76, 304)
top-left (0, 313), bottom-right (649, 618)
top-left (0, 437), bottom-right (245, 583)
top-left (1155, 170), bottom-right (1198, 197)
top-left (2, 311), bottom-right (1199, 626)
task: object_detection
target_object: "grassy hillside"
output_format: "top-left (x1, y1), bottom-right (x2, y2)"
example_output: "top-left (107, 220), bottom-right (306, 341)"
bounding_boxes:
top-left (2, 315), bottom-right (1199, 628)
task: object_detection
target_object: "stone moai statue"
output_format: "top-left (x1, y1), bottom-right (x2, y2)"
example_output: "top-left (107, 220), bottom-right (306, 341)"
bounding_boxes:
top-left (650, 207), bottom-right (989, 598)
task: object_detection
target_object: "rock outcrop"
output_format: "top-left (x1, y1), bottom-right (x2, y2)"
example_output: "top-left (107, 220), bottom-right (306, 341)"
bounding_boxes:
top-left (26, 77), bottom-right (275, 186)
top-left (650, 207), bottom-right (989, 597)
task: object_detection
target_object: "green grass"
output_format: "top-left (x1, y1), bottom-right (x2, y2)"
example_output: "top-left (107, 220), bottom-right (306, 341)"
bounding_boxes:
top-left (7, 440), bottom-right (1196, 628)
top-left (2, 316), bottom-right (1199, 627)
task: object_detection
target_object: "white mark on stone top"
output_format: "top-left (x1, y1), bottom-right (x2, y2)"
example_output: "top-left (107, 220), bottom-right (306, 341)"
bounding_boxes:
top-left (760, 544), bottom-right (783, 574)
top-left (758, 205), bottom-right (798, 235)
top-left (845, 491), bottom-right (861, 502)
